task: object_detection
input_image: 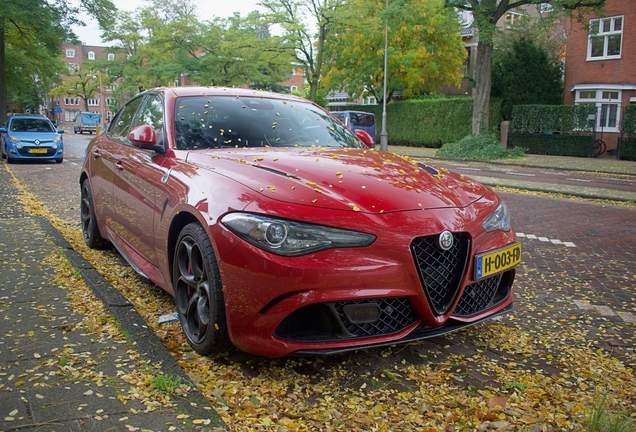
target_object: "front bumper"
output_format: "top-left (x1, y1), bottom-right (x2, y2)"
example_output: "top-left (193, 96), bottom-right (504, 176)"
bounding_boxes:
top-left (217, 222), bottom-right (517, 358)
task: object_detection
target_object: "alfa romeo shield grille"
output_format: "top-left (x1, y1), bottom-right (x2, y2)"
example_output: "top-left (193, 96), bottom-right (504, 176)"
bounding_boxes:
top-left (411, 233), bottom-right (469, 315)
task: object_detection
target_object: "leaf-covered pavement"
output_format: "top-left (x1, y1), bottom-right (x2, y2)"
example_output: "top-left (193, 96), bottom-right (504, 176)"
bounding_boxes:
top-left (7, 165), bottom-right (635, 431)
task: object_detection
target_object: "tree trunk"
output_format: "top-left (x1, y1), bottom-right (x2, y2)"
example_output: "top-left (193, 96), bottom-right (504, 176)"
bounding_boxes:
top-left (472, 41), bottom-right (493, 135)
top-left (310, 25), bottom-right (327, 103)
top-left (0, 20), bottom-right (7, 124)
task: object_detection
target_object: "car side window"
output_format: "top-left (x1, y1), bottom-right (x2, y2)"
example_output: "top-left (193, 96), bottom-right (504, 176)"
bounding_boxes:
top-left (110, 96), bottom-right (145, 142)
top-left (134, 94), bottom-right (164, 144)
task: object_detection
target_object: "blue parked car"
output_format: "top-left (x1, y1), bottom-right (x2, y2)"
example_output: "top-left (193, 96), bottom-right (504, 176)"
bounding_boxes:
top-left (0, 114), bottom-right (64, 164)
top-left (331, 111), bottom-right (376, 147)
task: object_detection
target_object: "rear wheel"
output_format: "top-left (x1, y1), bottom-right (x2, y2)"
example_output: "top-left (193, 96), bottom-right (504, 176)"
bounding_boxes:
top-left (173, 222), bottom-right (229, 356)
top-left (80, 179), bottom-right (108, 249)
top-left (593, 139), bottom-right (606, 157)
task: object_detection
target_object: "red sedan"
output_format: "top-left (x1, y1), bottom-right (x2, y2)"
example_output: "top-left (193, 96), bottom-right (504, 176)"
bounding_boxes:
top-left (80, 87), bottom-right (521, 358)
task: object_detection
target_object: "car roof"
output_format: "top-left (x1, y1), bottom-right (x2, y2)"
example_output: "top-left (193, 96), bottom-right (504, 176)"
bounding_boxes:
top-left (147, 86), bottom-right (312, 104)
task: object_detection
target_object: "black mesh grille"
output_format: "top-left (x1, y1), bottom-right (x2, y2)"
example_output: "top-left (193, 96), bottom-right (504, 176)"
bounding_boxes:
top-left (334, 298), bottom-right (417, 337)
top-left (411, 233), bottom-right (469, 315)
top-left (453, 274), bottom-right (502, 316)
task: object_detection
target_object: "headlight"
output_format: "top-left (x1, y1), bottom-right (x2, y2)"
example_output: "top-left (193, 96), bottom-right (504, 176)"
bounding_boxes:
top-left (54, 135), bottom-right (62, 144)
top-left (482, 201), bottom-right (511, 232)
top-left (221, 213), bottom-right (376, 256)
top-left (10, 136), bottom-right (20, 144)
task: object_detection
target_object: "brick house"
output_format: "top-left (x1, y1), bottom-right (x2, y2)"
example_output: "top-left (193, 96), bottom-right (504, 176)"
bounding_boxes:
top-left (563, 0), bottom-right (635, 153)
top-left (45, 43), bottom-right (118, 127)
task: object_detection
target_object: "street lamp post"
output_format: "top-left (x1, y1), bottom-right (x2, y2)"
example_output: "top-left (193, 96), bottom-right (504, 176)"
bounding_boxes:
top-left (379, 0), bottom-right (389, 152)
top-left (98, 74), bottom-right (104, 124)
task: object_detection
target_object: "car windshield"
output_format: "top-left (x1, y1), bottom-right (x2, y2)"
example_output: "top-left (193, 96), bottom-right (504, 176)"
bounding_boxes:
top-left (10, 118), bottom-right (55, 133)
top-left (174, 96), bottom-right (365, 150)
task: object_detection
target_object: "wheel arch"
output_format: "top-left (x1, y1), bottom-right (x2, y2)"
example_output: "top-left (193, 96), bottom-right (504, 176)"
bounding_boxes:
top-left (79, 171), bottom-right (89, 186)
top-left (167, 210), bottom-right (202, 285)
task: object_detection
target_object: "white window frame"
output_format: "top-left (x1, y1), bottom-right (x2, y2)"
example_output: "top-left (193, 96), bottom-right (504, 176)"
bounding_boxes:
top-left (290, 85), bottom-right (298, 92)
top-left (88, 51), bottom-right (96, 60)
top-left (65, 110), bottom-right (79, 122)
top-left (87, 98), bottom-right (100, 107)
top-left (64, 97), bottom-right (80, 106)
top-left (66, 49), bottom-right (75, 58)
top-left (108, 53), bottom-right (115, 61)
top-left (363, 96), bottom-right (377, 106)
top-left (587, 15), bottom-right (623, 61)
top-left (504, 11), bottom-right (523, 29)
top-left (574, 88), bottom-right (622, 132)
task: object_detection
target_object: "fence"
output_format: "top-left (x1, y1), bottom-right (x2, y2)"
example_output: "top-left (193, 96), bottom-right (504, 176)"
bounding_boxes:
top-left (508, 105), bottom-right (598, 157)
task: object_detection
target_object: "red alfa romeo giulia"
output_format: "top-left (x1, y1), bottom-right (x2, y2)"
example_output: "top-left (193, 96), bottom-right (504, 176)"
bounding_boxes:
top-left (80, 87), bottom-right (521, 358)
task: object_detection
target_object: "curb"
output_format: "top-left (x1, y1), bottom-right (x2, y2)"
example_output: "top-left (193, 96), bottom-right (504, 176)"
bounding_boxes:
top-left (34, 215), bottom-right (226, 429)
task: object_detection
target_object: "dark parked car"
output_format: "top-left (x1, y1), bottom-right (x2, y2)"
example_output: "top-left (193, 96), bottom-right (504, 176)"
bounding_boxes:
top-left (80, 87), bottom-right (521, 358)
top-left (1, 114), bottom-right (64, 163)
top-left (331, 111), bottom-right (376, 146)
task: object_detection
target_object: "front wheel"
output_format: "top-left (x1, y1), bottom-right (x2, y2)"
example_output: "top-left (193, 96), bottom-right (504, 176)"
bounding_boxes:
top-left (80, 179), bottom-right (109, 249)
top-left (173, 223), bottom-right (229, 356)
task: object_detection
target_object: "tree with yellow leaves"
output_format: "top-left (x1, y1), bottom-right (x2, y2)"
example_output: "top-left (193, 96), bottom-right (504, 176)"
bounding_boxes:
top-left (322, 0), bottom-right (466, 104)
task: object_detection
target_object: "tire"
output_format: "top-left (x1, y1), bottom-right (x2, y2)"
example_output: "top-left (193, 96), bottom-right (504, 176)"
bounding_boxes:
top-left (80, 179), bottom-right (109, 249)
top-left (593, 140), bottom-right (606, 157)
top-left (173, 222), bottom-right (229, 356)
top-left (55, 158), bottom-right (63, 164)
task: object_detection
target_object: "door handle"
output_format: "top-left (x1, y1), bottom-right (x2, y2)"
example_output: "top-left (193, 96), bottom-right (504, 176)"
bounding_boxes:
top-left (92, 149), bottom-right (101, 158)
top-left (115, 161), bottom-right (124, 171)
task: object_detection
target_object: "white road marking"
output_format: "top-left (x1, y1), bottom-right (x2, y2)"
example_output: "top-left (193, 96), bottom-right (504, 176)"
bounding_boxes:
top-left (505, 172), bottom-right (536, 177)
top-left (516, 233), bottom-right (576, 247)
top-left (566, 178), bottom-right (592, 182)
top-left (574, 300), bottom-right (635, 323)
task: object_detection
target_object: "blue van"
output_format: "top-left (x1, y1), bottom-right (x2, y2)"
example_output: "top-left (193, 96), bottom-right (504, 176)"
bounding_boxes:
top-left (331, 111), bottom-right (376, 146)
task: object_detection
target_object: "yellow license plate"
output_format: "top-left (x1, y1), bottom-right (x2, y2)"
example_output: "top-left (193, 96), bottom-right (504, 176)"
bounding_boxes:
top-left (29, 148), bottom-right (47, 154)
top-left (474, 242), bottom-right (521, 279)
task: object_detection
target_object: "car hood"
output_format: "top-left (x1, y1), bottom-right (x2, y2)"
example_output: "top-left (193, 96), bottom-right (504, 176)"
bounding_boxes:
top-left (186, 148), bottom-right (487, 213)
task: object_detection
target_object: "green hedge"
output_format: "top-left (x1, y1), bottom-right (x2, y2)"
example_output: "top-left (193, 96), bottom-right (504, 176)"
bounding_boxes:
top-left (509, 133), bottom-right (592, 157)
top-left (618, 105), bottom-right (636, 160)
top-left (618, 138), bottom-right (636, 161)
top-left (511, 105), bottom-right (596, 133)
top-left (343, 98), bottom-right (502, 148)
top-left (622, 104), bottom-right (636, 138)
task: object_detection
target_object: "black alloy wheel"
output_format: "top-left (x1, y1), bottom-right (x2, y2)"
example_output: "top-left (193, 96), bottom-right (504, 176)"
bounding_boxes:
top-left (173, 222), bottom-right (229, 356)
top-left (80, 179), bottom-right (109, 249)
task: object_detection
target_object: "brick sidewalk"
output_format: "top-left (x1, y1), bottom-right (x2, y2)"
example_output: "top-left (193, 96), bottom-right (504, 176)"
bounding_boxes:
top-left (0, 164), bottom-right (225, 432)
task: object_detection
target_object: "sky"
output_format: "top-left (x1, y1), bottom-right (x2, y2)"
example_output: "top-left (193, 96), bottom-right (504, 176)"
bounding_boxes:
top-left (72, 0), bottom-right (263, 46)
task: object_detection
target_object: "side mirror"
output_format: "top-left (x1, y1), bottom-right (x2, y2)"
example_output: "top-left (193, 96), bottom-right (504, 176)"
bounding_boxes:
top-left (354, 129), bottom-right (374, 149)
top-left (128, 124), bottom-right (157, 146)
top-left (0, 127), bottom-right (6, 133)
top-left (57, 129), bottom-right (65, 134)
